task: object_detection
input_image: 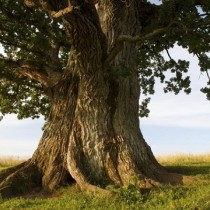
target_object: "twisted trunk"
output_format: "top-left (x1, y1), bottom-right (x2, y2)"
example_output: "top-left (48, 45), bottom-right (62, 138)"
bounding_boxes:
top-left (0, 0), bottom-right (185, 198)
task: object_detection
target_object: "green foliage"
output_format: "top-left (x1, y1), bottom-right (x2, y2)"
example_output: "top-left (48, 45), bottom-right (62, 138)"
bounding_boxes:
top-left (138, 42), bottom-right (191, 96)
top-left (115, 184), bottom-right (144, 206)
top-left (139, 97), bottom-right (151, 117)
top-left (0, 0), bottom-right (68, 119)
top-left (0, 0), bottom-right (210, 119)
top-left (138, 0), bottom-right (210, 116)
top-left (0, 77), bottom-right (50, 119)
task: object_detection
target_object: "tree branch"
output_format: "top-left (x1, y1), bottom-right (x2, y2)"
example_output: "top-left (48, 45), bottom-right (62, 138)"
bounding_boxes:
top-left (194, 0), bottom-right (204, 6)
top-left (40, 0), bottom-right (74, 18)
top-left (119, 27), bottom-right (167, 43)
top-left (105, 27), bottom-right (168, 65)
top-left (24, 0), bottom-right (38, 8)
top-left (1, 58), bottom-right (61, 87)
top-left (165, 48), bottom-right (173, 60)
top-left (0, 74), bottom-right (43, 91)
top-left (206, 70), bottom-right (210, 83)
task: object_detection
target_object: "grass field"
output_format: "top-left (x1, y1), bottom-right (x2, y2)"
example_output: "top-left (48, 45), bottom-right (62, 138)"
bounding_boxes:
top-left (0, 154), bottom-right (210, 210)
top-left (0, 156), bottom-right (26, 171)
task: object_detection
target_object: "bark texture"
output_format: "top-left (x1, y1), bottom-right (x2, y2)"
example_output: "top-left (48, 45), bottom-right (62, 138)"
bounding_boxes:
top-left (0, 0), bottom-right (185, 198)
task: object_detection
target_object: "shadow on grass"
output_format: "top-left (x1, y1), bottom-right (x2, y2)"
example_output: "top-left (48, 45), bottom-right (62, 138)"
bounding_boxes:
top-left (165, 165), bottom-right (210, 176)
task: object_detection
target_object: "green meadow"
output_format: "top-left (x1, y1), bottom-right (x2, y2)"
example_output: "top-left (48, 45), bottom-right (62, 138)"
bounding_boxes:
top-left (0, 154), bottom-right (210, 210)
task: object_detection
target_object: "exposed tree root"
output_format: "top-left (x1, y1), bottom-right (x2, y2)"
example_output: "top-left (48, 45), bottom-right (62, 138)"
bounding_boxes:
top-left (0, 160), bottom-right (42, 198)
top-left (156, 172), bottom-right (184, 185)
top-left (156, 171), bottom-right (199, 187)
top-left (0, 162), bottom-right (198, 199)
top-left (78, 182), bottom-right (113, 195)
top-left (0, 161), bottom-right (27, 182)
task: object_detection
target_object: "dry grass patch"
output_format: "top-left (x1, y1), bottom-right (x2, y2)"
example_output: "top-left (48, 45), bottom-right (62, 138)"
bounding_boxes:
top-left (0, 156), bottom-right (26, 170)
top-left (157, 153), bottom-right (210, 180)
top-left (157, 153), bottom-right (210, 165)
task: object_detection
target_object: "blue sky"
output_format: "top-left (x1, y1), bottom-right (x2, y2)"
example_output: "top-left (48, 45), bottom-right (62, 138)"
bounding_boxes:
top-left (141, 45), bottom-right (210, 155)
top-left (0, 0), bottom-right (210, 157)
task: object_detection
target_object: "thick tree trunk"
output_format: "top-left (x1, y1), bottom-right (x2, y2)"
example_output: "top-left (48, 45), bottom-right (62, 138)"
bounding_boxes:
top-left (0, 75), bottom-right (79, 197)
top-left (31, 74), bottom-right (79, 190)
top-left (0, 0), bottom-right (185, 198)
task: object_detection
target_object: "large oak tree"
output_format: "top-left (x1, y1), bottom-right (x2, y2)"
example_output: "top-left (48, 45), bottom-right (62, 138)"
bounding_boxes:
top-left (0, 0), bottom-right (209, 197)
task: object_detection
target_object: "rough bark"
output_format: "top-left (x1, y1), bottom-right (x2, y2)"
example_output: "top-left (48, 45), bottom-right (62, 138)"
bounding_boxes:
top-left (0, 0), bottom-right (186, 198)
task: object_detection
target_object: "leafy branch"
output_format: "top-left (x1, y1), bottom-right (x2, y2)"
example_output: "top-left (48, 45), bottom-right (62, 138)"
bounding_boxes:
top-left (105, 27), bottom-right (169, 66)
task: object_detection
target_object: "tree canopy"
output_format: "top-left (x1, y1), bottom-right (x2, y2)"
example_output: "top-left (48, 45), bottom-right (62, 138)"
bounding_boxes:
top-left (0, 0), bottom-right (210, 120)
top-left (0, 0), bottom-right (68, 119)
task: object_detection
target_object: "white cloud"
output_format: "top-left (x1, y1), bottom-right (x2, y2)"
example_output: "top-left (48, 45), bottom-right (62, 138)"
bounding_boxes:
top-left (0, 115), bottom-right (44, 156)
top-left (0, 138), bottom-right (38, 156)
top-left (141, 89), bottom-right (210, 128)
top-left (0, 114), bottom-right (45, 128)
top-left (142, 114), bottom-right (210, 128)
